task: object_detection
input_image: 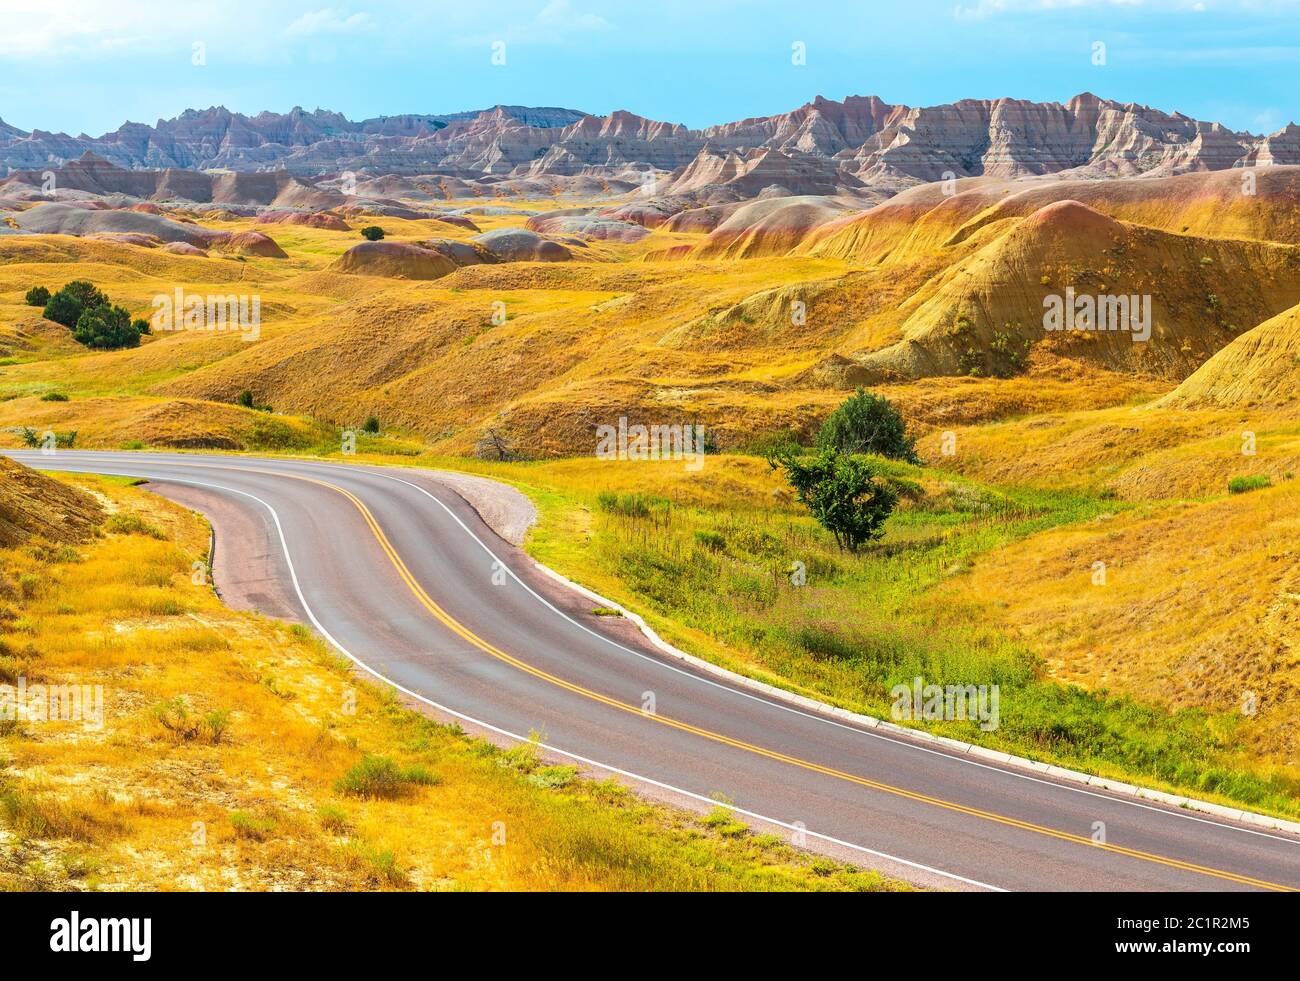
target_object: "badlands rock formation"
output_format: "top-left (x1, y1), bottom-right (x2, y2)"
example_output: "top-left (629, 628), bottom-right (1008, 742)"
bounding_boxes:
top-left (472, 228), bottom-right (571, 262)
top-left (4, 201), bottom-right (288, 256)
top-left (2, 94), bottom-right (1295, 186)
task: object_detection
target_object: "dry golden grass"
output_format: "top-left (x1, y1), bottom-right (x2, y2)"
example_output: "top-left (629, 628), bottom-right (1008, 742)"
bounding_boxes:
top-left (949, 478), bottom-right (1300, 766)
top-left (4, 183), bottom-right (1300, 818)
top-left (0, 201), bottom-right (1168, 459)
top-left (0, 469), bottom-right (906, 892)
top-left (931, 401), bottom-right (1300, 500)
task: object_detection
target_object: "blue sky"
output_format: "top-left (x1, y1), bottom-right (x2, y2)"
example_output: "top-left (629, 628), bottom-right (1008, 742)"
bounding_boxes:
top-left (1, 0), bottom-right (1297, 136)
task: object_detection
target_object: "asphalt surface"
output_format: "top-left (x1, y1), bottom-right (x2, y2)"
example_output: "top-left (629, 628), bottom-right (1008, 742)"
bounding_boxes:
top-left (15, 449), bottom-right (1300, 892)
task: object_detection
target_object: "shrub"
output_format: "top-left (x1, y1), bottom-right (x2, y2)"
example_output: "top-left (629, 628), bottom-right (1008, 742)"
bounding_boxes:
top-left (474, 426), bottom-right (520, 461)
top-left (360, 226), bottom-right (385, 241)
top-left (772, 449), bottom-right (898, 553)
top-left (204, 709), bottom-right (232, 745)
top-left (339, 842), bottom-right (409, 889)
top-left (152, 697), bottom-right (202, 741)
top-left (362, 415), bottom-right (380, 434)
top-left (39, 392), bottom-right (68, 402)
top-left (595, 491), bottom-right (666, 519)
top-left (42, 291), bottom-right (83, 328)
top-left (17, 428), bottom-right (76, 449)
top-left (693, 529), bottom-right (727, 552)
top-left (230, 811), bottom-right (275, 841)
top-left (60, 280), bottom-right (108, 309)
top-left (701, 804), bottom-right (747, 836)
top-left (1228, 475), bottom-right (1272, 495)
top-left (25, 286), bottom-right (49, 307)
top-left (528, 765), bottom-right (578, 789)
top-left (235, 390), bottom-right (272, 412)
top-left (149, 698), bottom-right (231, 744)
top-left (497, 739), bottom-right (541, 774)
top-left (335, 755), bottom-right (439, 799)
top-left (816, 389), bottom-right (919, 463)
top-left (104, 513), bottom-right (166, 539)
top-left (317, 805), bottom-right (352, 834)
top-left (42, 281), bottom-right (108, 329)
top-left (72, 303), bottom-right (143, 350)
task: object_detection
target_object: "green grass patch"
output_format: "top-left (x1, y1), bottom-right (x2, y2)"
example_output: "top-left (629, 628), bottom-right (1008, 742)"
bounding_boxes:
top-left (335, 755), bottom-right (440, 799)
top-left (1228, 474), bottom-right (1272, 495)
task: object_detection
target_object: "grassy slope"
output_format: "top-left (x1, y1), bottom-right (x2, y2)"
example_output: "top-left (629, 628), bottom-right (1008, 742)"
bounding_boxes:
top-left (0, 207), bottom-right (1165, 458)
top-left (2, 191), bottom-right (1297, 829)
top-left (0, 472), bottom-right (905, 892)
top-left (381, 450), bottom-right (1300, 819)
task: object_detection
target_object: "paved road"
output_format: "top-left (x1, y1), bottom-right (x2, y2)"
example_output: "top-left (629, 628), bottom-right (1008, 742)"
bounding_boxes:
top-left (15, 449), bottom-right (1300, 891)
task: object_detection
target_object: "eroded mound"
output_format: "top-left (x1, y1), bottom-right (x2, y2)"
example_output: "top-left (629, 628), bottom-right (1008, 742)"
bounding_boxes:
top-left (215, 230), bottom-right (288, 258)
top-left (1157, 302), bottom-right (1300, 412)
top-left (473, 228), bottom-right (571, 262)
top-left (259, 210), bottom-right (351, 231)
top-left (825, 200), bottom-right (1300, 384)
top-left (11, 202), bottom-right (211, 246)
top-left (160, 241), bottom-right (208, 257)
top-left (526, 213), bottom-right (648, 242)
top-left (806, 166), bottom-right (1300, 267)
top-left (331, 240), bottom-right (460, 280)
top-left (7, 202), bottom-right (288, 257)
top-left (0, 456), bottom-right (103, 547)
top-left (691, 196), bottom-right (855, 259)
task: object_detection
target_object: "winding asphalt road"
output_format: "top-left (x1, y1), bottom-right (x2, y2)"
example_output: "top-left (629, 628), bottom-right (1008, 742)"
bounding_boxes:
top-left (14, 449), bottom-right (1300, 892)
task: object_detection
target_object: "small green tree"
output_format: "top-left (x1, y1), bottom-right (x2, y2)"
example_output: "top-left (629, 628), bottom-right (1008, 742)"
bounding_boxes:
top-left (61, 281), bottom-right (108, 307)
top-left (360, 226), bottom-right (385, 241)
top-left (772, 449), bottom-right (897, 553)
top-left (42, 280), bottom-right (109, 328)
top-left (816, 388), bottom-right (918, 463)
top-left (43, 291), bottom-right (83, 328)
top-left (362, 415), bottom-right (380, 434)
top-left (25, 286), bottom-right (50, 307)
top-left (235, 390), bottom-right (272, 412)
top-left (72, 303), bottom-right (142, 349)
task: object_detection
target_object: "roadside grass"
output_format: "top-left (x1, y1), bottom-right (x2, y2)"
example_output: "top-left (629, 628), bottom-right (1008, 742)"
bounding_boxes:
top-left (0, 472), bottom-right (907, 892)
top-left (376, 452), bottom-right (1300, 819)
top-left (12, 438), bottom-right (1298, 819)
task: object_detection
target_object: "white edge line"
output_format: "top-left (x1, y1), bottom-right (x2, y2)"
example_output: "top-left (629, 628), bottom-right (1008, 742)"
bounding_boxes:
top-left (73, 463), bottom-right (1004, 893)
top-left (358, 463), bottom-right (1300, 846)
top-left (33, 451), bottom-right (1300, 845)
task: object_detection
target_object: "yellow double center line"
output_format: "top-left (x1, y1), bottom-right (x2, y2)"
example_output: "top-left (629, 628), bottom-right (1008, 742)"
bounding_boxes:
top-left (161, 459), bottom-right (1300, 891)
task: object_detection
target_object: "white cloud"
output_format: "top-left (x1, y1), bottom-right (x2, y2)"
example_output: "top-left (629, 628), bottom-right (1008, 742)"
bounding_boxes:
top-left (536, 0), bottom-right (608, 32)
top-left (285, 8), bottom-right (373, 37)
top-left (0, 0), bottom-right (153, 57)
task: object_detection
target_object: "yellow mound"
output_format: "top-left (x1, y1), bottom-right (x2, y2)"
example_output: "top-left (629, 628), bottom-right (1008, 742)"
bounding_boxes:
top-left (0, 456), bottom-right (103, 547)
top-left (1158, 302), bottom-right (1300, 413)
top-left (331, 241), bottom-right (459, 280)
top-left (691, 197), bottom-right (853, 260)
top-left (808, 168), bottom-right (1300, 271)
top-left (834, 200), bottom-right (1300, 383)
top-left (0, 396), bottom-right (321, 451)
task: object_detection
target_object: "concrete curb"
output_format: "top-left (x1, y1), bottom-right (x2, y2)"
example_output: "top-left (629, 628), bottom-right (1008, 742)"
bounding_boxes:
top-left (534, 562), bottom-right (1300, 838)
